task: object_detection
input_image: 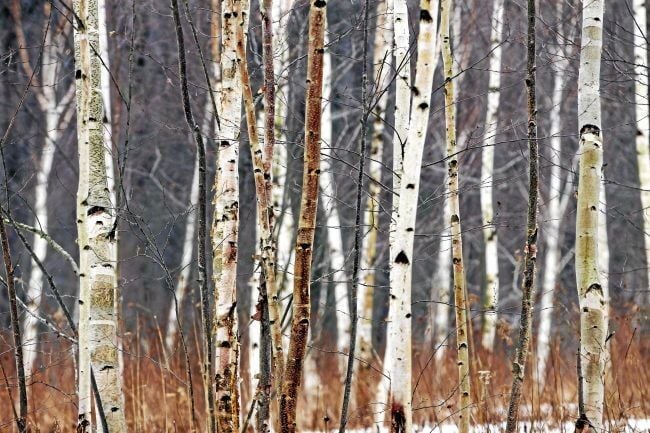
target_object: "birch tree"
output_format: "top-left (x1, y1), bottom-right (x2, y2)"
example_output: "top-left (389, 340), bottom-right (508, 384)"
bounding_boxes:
top-left (634, 0), bottom-right (650, 306)
top-left (441, 1), bottom-right (472, 431)
top-left (212, 0), bottom-right (246, 430)
top-left (504, 0), bottom-right (539, 428)
top-left (10, 1), bottom-right (75, 378)
top-left (355, 0), bottom-right (392, 405)
top-left (479, 0), bottom-right (505, 352)
top-left (280, 0), bottom-right (326, 429)
top-left (73, 0), bottom-right (126, 430)
top-left (319, 23), bottom-right (352, 373)
top-left (387, 0), bottom-right (438, 429)
top-left (536, 0), bottom-right (575, 387)
top-left (378, 0), bottom-right (409, 416)
top-left (575, 0), bottom-right (608, 428)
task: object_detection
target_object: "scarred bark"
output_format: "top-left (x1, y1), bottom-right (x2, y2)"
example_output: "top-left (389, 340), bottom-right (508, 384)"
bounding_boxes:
top-left (279, 0), bottom-right (326, 430)
top-left (575, 0), bottom-right (607, 430)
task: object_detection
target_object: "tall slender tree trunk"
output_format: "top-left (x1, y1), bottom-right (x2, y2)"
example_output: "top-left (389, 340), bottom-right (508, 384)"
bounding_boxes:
top-left (73, 0), bottom-right (126, 430)
top-left (575, 0), bottom-right (607, 430)
top-left (10, 0), bottom-right (74, 378)
top-left (441, 1), bottom-right (472, 432)
top-left (504, 0), bottom-right (538, 428)
top-left (354, 0), bottom-right (392, 408)
top-left (388, 0), bottom-right (438, 430)
top-left (319, 24), bottom-right (352, 372)
top-left (537, 0), bottom-right (572, 387)
top-left (212, 0), bottom-right (246, 430)
top-left (378, 0), bottom-right (409, 418)
top-left (279, 0), bottom-right (326, 429)
top-left (479, 0), bottom-right (505, 352)
top-left (166, 151), bottom-right (200, 351)
top-left (634, 0), bottom-right (650, 306)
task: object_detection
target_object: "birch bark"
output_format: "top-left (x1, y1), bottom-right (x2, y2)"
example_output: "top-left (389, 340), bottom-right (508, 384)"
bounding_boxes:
top-left (634, 0), bottom-right (650, 306)
top-left (10, 1), bottom-right (74, 378)
top-left (479, 0), bottom-right (505, 352)
top-left (279, 0), bottom-right (326, 429)
top-left (354, 0), bottom-right (392, 407)
top-left (388, 0), bottom-right (439, 429)
top-left (212, 0), bottom-right (246, 430)
top-left (73, 0), bottom-right (126, 429)
top-left (378, 0), bottom-right (409, 419)
top-left (537, 0), bottom-right (572, 385)
top-left (319, 24), bottom-right (352, 373)
top-left (441, 1), bottom-right (472, 431)
top-left (575, 0), bottom-right (607, 428)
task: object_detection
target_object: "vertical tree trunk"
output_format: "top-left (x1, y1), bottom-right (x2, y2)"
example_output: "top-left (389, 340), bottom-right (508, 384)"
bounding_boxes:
top-left (212, 0), bottom-right (246, 430)
top-left (575, 0), bottom-right (607, 430)
top-left (431, 182), bottom-right (452, 360)
top-left (73, 0), bottom-right (126, 430)
top-left (237, 0), bottom-right (277, 423)
top-left (319, 24), bottom-right (352, 373)
top-left (388, 0), bottom-right (438, 430)
top-left (537, 0), bottom-right (572, 387)
top-left (504, 0), bottom-right (538, 428)
top-left (0, 218), bottom-right (27, 432)
top-left (479, 0), bottom-right (505, 352)
top-left (279, 0), bottom-right (326, 429)
top-left (378, 0), bottom-right (409, 419)
top-left (441, 1), bottom-right (472, 432)
top-left (165, 150), bottom-right (200, 351)
top-left (354, 0), bottom-right (392, 408)
top-left (634, 0), bottom-right (650, 306)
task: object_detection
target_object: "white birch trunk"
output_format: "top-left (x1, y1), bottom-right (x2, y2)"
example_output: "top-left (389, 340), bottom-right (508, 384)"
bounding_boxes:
top-left (319, 26), bottom-right (352, 370)
top-left (212, 0), bottom-right (246, 429)
top-left (536, 57), bottom-right (566, 387)
top-left (479, 0), bottom-right (505, 352)
top-left (165, 150), bottom-right (200, 351)
top-left (355, 0), bottom-right (392, 404)
top-left (73, 0), bottom-right (126, 429)
top-left (634, 0), bottom-right (650, 306)
top-left (378, 0), bottom-right (409, 418)
top-left (22, 10), bottom-right (73, 379)
top-left (576, 0), bottom-right (607, 428)
top-left (388, 0), bottom-right (439, 429)
top-left (432, 183), bottom-right (452, 360)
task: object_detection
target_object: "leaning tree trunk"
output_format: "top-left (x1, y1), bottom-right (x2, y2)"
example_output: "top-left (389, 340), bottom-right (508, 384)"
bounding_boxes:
top-left (504, 0), bottom-right (538, 428)
top-left (378, 0), bottom-right (409, 418)
top-left (634, 0), bottom-right (650, 306)
top-left (73, 0), bottom-right (126, 430)
top-left (212, 0), bottom-right (246, 430)
top-left (441, 1), bottom-right (472, 432)
top-left (479, 0), bottom-right (505, 352)
top-left (575, 0), bottom-right (607, 430)
top-left (279, 0), bottom-right (326, 430)
top-left (10, 0), bottom-right (75, 379)
top-left (319, 23), bottom-right (352, 373)
top-left (388, 0), bottom-right (438, 430)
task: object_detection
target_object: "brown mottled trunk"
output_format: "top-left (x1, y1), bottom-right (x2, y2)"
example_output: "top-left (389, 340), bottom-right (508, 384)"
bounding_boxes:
top-left (279, 0), bottom-right (326, 431)
top-left (441, 0), bottom-right (471, 432)
top-left (504, 0), bottom-right (538, 429)
top-left (237, 1), bottom-right (275, 428)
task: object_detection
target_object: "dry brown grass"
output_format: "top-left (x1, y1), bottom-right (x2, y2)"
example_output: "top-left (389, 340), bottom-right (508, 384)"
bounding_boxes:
top-left (0, 314), bottom-right (647, 432)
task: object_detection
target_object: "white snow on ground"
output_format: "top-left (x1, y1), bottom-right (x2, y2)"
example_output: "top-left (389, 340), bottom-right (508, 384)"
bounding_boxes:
top-left (303, 419), bottom-right (650, 433)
